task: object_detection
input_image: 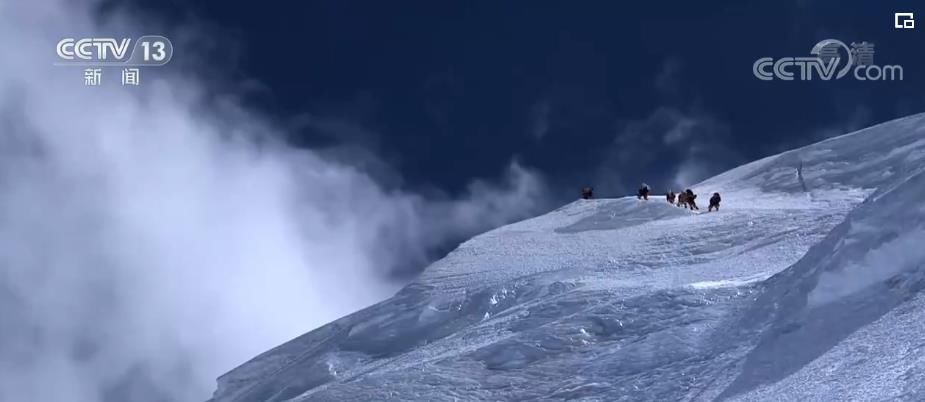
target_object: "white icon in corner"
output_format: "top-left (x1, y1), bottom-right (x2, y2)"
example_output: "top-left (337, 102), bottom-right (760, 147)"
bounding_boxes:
top-left (895, 13), bottom-right (915, 29)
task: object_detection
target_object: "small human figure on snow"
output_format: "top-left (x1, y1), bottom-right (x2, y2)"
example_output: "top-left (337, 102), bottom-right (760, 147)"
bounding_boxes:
top-left (637, 183), bottom-right (650, 200)
top-left (708, 192), bottom-right (721, 212)
top-left (580, 186), bottom-right (594, 200)
top-left (685, 189), bottom-right (699, 210)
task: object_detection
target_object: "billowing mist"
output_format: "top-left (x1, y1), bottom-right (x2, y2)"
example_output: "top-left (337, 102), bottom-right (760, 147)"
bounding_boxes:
top-left (0, 1), bottom-right (548, 401)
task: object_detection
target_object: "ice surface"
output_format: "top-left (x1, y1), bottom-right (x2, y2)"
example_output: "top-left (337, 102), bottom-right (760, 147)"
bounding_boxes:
top-left (209, 113), bottom-right (925, 402)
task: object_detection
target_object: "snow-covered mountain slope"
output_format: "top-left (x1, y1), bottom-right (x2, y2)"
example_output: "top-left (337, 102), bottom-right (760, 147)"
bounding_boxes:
top-left (209, 113), bottom-right (925, 402)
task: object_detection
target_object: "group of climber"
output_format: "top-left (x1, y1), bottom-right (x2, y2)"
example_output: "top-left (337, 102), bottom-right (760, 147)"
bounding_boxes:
top-left (664, 188), bottom-right (720, 211)
top-left (661, 186), bottom-right (722, 212)
top-left (581, 184), bottom-right (722, 212)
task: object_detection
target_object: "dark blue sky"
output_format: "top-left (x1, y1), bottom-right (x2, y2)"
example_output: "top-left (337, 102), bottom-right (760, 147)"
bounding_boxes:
top-left (119, 0), bottom-right (924, 198)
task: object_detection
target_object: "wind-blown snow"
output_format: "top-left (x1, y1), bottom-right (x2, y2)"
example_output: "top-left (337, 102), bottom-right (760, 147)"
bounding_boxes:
top-left (0, 2), bottom-right (548, 401)
top-left (210, 112), bottom-right (925, 402)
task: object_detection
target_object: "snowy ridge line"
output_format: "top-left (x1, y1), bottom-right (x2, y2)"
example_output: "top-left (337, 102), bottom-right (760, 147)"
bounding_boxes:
top-left (210, 322), bottom-right (351, 402)
top-left (210, 112), bottom-right (925, 402)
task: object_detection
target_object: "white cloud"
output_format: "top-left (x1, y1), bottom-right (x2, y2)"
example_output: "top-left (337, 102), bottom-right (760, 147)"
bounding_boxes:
top-left (0, 1), bottom-right (548, 401)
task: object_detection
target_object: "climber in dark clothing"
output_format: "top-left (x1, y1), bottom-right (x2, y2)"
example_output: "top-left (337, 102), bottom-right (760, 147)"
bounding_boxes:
top-left (666, 191), bottom-right (676, 204)
top-left (637, 183), bottom-right (650, 200)
top-left (676, 190), bottom-right (688, 208)
top-left (708, 192), bottom-right (721, 212)
top-left (685, 189), bottom-right (699, 210)
top-left (581, 186), bottom-right (594, 200)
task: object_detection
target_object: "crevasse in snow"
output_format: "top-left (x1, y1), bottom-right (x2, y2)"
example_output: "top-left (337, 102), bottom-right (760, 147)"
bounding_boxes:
top-left (209, 112), bottom-right (925, 402)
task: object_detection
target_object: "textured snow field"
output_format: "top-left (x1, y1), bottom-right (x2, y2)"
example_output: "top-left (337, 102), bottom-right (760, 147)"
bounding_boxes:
top-left (210, 113), bottom-right (925, 402)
